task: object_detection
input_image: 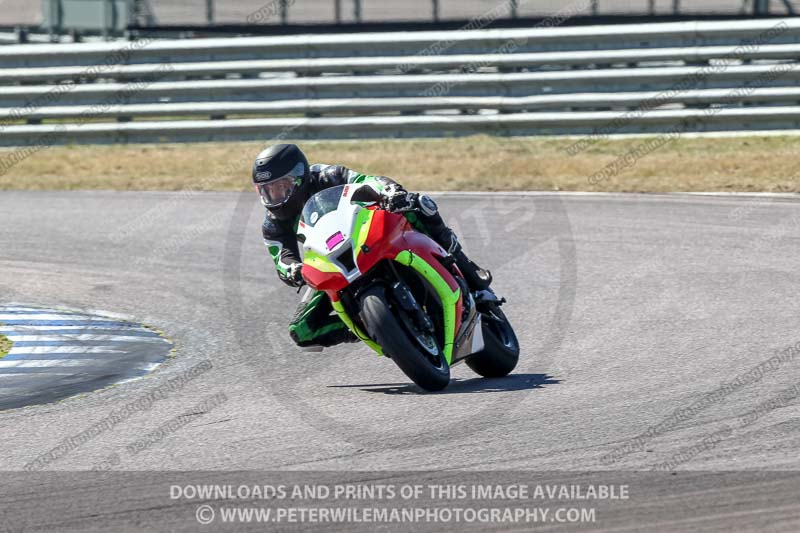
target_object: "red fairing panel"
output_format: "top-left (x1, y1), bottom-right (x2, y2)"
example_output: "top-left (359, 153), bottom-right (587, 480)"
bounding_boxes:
top-left (302, 264), bottom-right (349, 295)
top-left (356, 209), bottom-right (412, 274)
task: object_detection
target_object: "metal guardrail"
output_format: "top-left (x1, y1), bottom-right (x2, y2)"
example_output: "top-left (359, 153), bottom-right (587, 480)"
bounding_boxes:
top-left (0, 18), bottom-right (799, 147)
top-left (3, 18), bottom-right (800, 67)
top-left (3, 108), bottom-right (800, 146)
top-left (3, 43), bottom-right (800, 82)
top-left (4, 88), bottom-right (800, 121)
top-left (1, 65), bottom-right (799, 107)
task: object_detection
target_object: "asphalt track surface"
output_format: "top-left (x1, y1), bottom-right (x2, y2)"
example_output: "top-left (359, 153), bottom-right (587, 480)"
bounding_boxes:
top-left (1, 190), bottom-right (800, 531)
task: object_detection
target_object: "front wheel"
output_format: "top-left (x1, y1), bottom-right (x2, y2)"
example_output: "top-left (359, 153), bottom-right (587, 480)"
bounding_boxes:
top-left (359, 285), bottom-right (450, 392)
top-left (466, 305), bottom-right (519, 378)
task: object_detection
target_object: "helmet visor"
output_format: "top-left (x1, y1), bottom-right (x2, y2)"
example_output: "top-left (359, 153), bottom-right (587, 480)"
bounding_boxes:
top-left (257, 175), bottom-right (297, 208)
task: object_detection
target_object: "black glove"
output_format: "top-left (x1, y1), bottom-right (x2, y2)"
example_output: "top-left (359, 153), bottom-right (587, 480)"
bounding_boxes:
top-left (381, 185), bottom-right (418, 212)
top-left (287, 262), bottom-right (305, 287)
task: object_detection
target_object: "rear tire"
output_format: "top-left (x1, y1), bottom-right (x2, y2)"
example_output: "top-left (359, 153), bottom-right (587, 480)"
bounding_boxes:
top-left (466, 305), bottom-right (519, 378)
top-left (360, 285), bottom-right (450, 392)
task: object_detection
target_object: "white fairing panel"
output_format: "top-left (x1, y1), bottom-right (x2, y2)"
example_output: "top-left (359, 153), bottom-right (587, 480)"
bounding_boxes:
top-left (470, 314), bottom-right (485, 354)
top-left (299, 184), bottom-right (366, 282)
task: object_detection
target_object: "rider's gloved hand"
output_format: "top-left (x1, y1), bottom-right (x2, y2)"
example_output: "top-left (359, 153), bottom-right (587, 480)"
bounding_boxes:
top-left (381, 184), bottom-right (418, 212)
top-left (287, 262), bottom-right (305, 287)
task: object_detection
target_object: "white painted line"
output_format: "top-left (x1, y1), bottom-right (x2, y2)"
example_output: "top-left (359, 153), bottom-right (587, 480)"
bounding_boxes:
top-left (0, 325), bottom-right (152, 332)
top-left (6, 335), bottom-right (167, 343)
top-left (677, 192), bottom-right (800, 197)
top-left (6, 346), bottom-right (127, 355)
top-left (0, 372), bottom-right (74, 379)
top-left (425, 191), bottom-right (800, 198)
top-left (0, 313), bottom-right (130, 321)
top-left (114, 362), bottom-right (165, 385)
top-left (0, 307), bottom-right (53, 312)
top-left (0, 359), bottom-right (106, 368)
top-left (82, 308), bottom-right (137, 321)
top-left (0, 306), bottom-right (136, 322)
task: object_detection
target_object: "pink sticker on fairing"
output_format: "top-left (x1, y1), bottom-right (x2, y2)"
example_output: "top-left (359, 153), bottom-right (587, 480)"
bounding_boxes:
top-left (326, 232), bottom-right (345, 250)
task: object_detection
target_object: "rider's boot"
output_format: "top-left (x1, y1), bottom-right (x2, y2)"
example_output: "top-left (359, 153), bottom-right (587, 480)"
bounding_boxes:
top-left (445, 231), bottom-right (493, 291)
top-left (452, 239), bottom-right (492, 291)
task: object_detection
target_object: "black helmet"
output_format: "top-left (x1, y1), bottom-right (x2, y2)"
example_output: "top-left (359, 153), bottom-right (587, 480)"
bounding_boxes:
top-left (252, 143), bottom-right (310, 220)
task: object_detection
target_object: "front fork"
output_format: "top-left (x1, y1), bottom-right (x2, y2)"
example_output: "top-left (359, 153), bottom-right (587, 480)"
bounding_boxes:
top-left (391, 281), bottom-right (435, 335)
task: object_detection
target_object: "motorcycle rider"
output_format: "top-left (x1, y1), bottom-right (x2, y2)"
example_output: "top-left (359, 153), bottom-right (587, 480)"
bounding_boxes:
top-left (254, 143), bottom-right (492, 349)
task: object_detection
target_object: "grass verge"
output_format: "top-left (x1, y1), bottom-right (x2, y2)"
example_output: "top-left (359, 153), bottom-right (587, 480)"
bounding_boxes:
top-left (0, 334), bottom-right (11, 359)
top-left (1, 135), bottom-right (799, 192)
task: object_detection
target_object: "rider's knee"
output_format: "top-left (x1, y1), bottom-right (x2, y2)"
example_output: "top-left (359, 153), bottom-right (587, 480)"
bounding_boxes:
top-left (289, 323), bottom-right (313, 347)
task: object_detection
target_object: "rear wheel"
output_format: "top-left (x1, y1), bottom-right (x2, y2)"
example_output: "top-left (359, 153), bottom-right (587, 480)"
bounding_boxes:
top-left (466, 305), bottom-right (519, 378)
top-left (359, 285), bottom-right (450, 392)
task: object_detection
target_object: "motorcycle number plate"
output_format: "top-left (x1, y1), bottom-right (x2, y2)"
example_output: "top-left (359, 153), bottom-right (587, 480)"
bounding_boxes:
top-left (326, 231), bottom-right (345, 250)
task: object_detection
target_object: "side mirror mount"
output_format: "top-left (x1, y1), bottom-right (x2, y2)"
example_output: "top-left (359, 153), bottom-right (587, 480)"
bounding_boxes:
top-left (350, 185), bottom-right (382, 206)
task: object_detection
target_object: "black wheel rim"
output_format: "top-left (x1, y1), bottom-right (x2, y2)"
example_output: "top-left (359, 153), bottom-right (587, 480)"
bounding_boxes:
top-left (395, 306), bottom-right (445, 370)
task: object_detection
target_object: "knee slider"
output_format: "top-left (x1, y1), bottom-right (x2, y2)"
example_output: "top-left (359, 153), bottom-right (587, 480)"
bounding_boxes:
top-left (289, 328), bottom-right (315, 347)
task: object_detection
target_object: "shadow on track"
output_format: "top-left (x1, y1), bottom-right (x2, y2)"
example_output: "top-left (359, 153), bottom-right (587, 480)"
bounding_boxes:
top-left (328, 373), bottom-right (561, 395)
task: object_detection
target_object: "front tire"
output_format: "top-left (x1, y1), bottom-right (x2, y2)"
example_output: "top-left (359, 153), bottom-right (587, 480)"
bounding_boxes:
top-left (466, 305), bottom-right (519, 378)
top-left (360, 286), bottom-right (450, 392)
